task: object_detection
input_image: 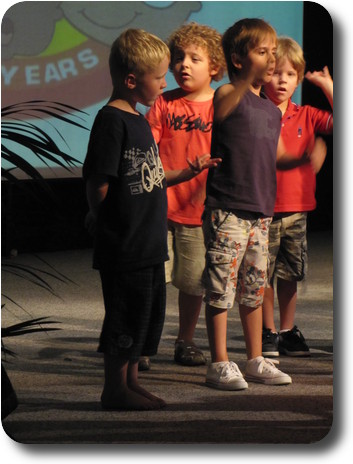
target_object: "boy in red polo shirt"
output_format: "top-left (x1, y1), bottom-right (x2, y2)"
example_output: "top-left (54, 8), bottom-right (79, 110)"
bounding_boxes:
top-left (262, 36), bottom-right (333, 357)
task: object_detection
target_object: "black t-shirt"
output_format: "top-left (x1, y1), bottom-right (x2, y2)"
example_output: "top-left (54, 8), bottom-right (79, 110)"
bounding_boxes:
top-left (83, 106), bottom-right (168, 271)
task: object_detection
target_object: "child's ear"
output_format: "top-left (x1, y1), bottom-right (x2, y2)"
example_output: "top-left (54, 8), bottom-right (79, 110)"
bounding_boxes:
top-left (231, 52), bottom-right (243, 71)
top-left (210, 66), bottom-right (219, 77)
top-left (125, 73), bottom-right (137, 89)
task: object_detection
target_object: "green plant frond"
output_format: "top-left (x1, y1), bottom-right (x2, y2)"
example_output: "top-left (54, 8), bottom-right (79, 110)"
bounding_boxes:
top-left (32, 254), bottom-right (79, 286)
top-left (2, 122), bottom-right (81, 169)
top-left (1, 294), bottom-right (31, 314)
top-left (4, 118), bottom-right (81, 160)
top-left (2, 261), bottom-right (72, 284)
top-left (2, 317), bottom-right (61, 339)
top-left (1, 266), bottom-right (60, 297)
top-left (1, 345), bottom-right (17, 358)
top-left (1, 258), bottom-right (78, 313)
top-left (2, 100), bottom-right (81, 355)
top-left (3, 327), bottom-right (60, 337)
top-left (2, 99), bottom-right (87, 115)
top-left (27, 108), bottom-right (88, 131)
top-left (4, 137), bottom-right (77, 172)
top-left (3, 120), bottom-right (60, 152)
top-left (6, 116), bottom-right (72, 152)
top-left (2, 318), bottom-right (61, 360)
top-left (2, 101), bottom-right (88, 135)
top-left (3, 316), bottom-right (61, 329)
top-left (2, 100), bottom-right (88, 125)
top-left (2, 146), bottom-right (45, 180)
top-left (1, 167), bottom-right (18, 182)
top-left (2, 100), bottom-right (87, 186)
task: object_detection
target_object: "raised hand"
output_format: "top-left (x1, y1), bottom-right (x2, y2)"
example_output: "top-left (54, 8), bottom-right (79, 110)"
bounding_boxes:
top-left (187, 154), bottom-right (222, 174)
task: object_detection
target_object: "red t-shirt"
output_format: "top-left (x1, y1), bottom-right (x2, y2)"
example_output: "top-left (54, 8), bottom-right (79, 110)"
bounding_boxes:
top-left (146, 88), bottom-right (214, 225)
top-left (275, 99), bottom-right (333, 213)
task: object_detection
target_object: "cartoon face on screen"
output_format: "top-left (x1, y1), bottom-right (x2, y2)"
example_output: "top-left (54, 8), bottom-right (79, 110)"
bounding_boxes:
top-left (1, 2), bottom-right (63, 59)
top-left (1, 1), bottom-right (201, 108)
top-left (60, 1), bottom-right (201, 44)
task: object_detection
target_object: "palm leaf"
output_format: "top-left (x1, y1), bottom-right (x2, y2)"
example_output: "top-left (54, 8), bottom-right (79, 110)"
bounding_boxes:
top-left (2, 317), bottom-right (61, 338)
top-left (2, 317), bottom-right (61, 358)
top-left (2, 100), bottom-right (88, 183)
top-left (1, 294), bottom-right (30, 315)
top-left (1, 257), bottom-right (76, 298)
top-left (2, 100), bottom-right (87, 130)
top-left (2, 120), bottom-right (81, 170)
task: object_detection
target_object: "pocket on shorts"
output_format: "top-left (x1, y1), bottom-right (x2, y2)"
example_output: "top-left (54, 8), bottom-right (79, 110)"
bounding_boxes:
top-left (203, 250), bottom-right (233, 294)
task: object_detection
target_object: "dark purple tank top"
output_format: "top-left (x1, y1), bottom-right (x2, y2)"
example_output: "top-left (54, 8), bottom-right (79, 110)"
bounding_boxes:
top-left (206, 90), bottom-right (281, 217)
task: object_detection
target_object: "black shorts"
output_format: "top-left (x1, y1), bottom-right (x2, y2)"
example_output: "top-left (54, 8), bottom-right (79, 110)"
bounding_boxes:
top-left (98, 263), bottom-right (166, 361)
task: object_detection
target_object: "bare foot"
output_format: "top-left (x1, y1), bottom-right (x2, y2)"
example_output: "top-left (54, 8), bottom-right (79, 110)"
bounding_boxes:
top-left (101, 386), bottom-right (161, 411)
top-left (128, 382), bottom-right (167, 408)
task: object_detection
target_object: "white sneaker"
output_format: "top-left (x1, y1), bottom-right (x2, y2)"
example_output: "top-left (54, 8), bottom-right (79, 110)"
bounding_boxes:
top-left (206, 361), bottom-right (248, 390)
top-left (245, 356), bottom-right (292, 385)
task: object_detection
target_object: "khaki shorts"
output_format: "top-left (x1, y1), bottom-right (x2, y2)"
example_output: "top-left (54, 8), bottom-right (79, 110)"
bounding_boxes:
top-left (165, 221), bottom-right (205, 296)
top-left (268, 212), bottom-right (307, 285)
top-left (202, 209), bottom-right (271, 310)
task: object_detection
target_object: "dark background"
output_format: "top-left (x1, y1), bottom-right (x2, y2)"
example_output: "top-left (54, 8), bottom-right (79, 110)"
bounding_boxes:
top-left (302, 1), bottom-right (333, 232)
top-left (1, 2), bottom-right (333, 256)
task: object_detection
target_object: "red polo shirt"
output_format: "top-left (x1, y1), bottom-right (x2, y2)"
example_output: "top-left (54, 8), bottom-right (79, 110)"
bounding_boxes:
top-left (275, 99), bottom-right (333, 213)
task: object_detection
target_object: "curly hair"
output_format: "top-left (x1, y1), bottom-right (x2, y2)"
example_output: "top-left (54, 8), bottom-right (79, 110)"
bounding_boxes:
top-left (167, 22), bottom-right (226, 82)
top-left (275, 36), bottom-right (306, 83)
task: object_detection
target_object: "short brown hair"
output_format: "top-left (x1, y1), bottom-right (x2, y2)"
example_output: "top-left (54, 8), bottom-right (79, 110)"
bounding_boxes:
top-left (109, 29), bottom-right (170, 87)
top-left (275, 36), bottom-right (306, 83)
top-left (222, 18), bottom-right (277, 79)
top-left (167, 22), bottom-right (226, 82)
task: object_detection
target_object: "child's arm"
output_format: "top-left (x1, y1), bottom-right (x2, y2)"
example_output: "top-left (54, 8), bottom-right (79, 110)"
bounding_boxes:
top-left (276, 134), bottom-right (311, 170)
top-left (213, 59), bottom-right (261, 122)
top-left (165, 154), bottom-right (221, 186)
top-left (213, 79), bottom-right (251, 122)
top-left (276, 135), bottom-right (327, 173)
top-left (85, 174), bottom-right (109, 235)
top-left (307, 136), bottom-right (327, 174)
top-left (305, 66), bottom-right (333, 111)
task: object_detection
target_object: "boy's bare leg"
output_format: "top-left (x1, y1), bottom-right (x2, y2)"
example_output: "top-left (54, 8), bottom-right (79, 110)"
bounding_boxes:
top-left (262, 286), bottom-right (276, 332)
top-left (277, 278), bottom-right (297, 330)
top-left (177, 291), bottom-right (203, 342)
top-left (205, 304), bottom-right (228, 362)
top-left (127, 361), bottom-right (166, 408)
top-left (239, 304), bottom-right (263, 359)
top-left (101, 354), bottom-right (159, 410)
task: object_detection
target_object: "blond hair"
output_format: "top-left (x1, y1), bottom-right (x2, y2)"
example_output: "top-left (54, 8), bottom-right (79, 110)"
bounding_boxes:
top-left (276, 36), bottom-right (306, 83)
top-left (109, 29), bottom-right (170, 86)
top-left (222, 18), bottom-right (277, 79)
top-left (167, 22), bottom-right (226, 82)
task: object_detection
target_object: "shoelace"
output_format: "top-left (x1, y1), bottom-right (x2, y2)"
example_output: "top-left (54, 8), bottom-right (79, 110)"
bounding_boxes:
top-left (257, 358), bottom-right (281, 374)
top-left (265, 332), bottom-right (279, 341)
top-left (221, 361), bottom-right (242, 379)
top-left (291, 326), bottom-right (306, 341)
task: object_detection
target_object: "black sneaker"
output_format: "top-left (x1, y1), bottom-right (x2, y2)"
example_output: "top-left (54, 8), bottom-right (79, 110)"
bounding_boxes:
top-left (262, 328), bottom-right (279, 357)
top-left (278, 326), bottom-right (310, 356)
